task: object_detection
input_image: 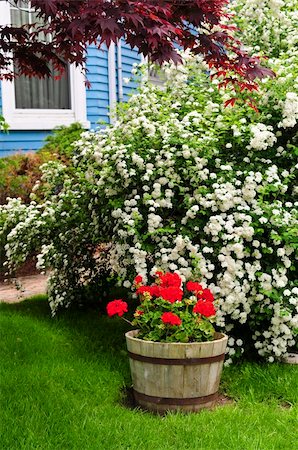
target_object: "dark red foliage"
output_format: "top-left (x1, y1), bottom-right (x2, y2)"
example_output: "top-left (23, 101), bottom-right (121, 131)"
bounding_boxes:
top-left (0, 0), bottom-right (275, 93)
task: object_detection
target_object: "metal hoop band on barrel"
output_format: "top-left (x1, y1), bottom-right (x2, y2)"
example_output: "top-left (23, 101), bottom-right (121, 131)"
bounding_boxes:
top-left (133, 390), bottom-right (218, 405)
top-left (127, 351), bottom-right (225, 365)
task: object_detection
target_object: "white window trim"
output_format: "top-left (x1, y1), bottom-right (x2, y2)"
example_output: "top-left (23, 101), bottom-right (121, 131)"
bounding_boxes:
top-left (0, 1), bottom-right (90, 130)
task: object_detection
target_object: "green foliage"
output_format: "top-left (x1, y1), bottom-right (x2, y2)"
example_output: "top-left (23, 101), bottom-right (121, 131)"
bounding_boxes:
top-left (0, 152), bottom-right (54, 204)
top-left (40, 122), bottom-right (85, 159)
top-left (0, 123), bottom-right (84, 204)
top-left (0, 114), bottom-right (9, 132)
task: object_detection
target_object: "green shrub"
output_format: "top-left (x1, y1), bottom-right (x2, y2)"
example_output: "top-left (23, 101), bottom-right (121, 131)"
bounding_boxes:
top-left (0, 114), bottom-right (9, 132)
top-left (0, 123), bottom-right (84, 204)
top-left (40, 123), bottom-right (85, 159)
top-left (0, 152), bottom-right (53, 204)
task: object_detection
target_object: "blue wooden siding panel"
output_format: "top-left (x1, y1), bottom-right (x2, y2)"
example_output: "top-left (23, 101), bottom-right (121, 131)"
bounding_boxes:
top-left (0, 43), bottom-right (141, 156)
top-left (86, 44), bottom-right (110, 130)
top-left (0, 80), bottom-right (51, 155)
top-left (116, 41), bottom-right (141, 102)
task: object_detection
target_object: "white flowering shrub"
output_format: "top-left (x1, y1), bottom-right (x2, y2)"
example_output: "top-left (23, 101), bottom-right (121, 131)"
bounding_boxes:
top-left (231, 0), bottom-right (297, 58)
top-left (1, 2), bottom-right (297, 361)
top-left (0, 161), bottom-right (114, 310)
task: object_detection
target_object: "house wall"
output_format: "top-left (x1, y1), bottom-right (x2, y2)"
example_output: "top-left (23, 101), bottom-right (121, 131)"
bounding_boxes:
top-left (0, 81), bottom-right (50, 156)
top-left (86, 44), bottom-right (110, 129)
top-left (0, 42), bottom-right (141, 157)
top-left (117, 41), bottom-right (141, 102)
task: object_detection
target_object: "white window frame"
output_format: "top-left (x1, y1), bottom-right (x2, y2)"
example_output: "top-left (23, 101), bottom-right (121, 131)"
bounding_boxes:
top-left (140, 55), bottom-right (165, 87)
top-left (0, 1), bottom-right (90, 130)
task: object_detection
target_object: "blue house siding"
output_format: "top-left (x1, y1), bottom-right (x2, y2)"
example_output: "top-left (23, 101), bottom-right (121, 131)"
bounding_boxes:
top-left (0, 44), bottom-right (141, 157)
top-left (86, 44), bottom-right (110, 129)
top-left (0, 130), bottom-right (49, 157)
top-left (0, 82), bottom-right (56, 156)
top-left (117, 41), bottom-right (142, 102)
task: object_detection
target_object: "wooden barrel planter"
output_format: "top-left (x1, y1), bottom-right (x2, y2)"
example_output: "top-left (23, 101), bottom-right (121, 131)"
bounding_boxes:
top-left (125, 330), bottom-right (228, 414)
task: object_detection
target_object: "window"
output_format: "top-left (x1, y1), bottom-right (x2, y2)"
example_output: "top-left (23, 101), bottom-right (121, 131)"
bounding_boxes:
top-left (148, 66), bottom-right (166, 87)
top-left (0, 1), bottom-right (89, 130)
top-left (14, 63), bottom-right (71, 109)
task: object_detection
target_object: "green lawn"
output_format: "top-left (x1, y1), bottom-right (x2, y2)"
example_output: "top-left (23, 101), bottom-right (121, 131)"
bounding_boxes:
top-left (0, 297), bottom-right (297, 450)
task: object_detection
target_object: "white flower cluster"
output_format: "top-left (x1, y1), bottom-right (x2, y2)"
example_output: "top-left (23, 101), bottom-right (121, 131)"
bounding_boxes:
top-left (278, 92), bottom-right (298, 128)
top-left (253, 287), bottom-right (298, 360)
top-left (248, 123), bottom-right (277, 151)
top-left (229, 0), bottom-right (297, 56)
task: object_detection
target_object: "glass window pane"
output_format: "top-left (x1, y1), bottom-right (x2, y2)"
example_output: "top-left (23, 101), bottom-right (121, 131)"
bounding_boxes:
top-left (31, 12), bottom-right (50, 42)
top-left (14, 66), bottom-right (71, 109)
top-left (11, 3), bottom-right (71, 110)
top-left (18, 1), bottom-right (31, 9)
top-left (11, 9), bottom-right (30, 27)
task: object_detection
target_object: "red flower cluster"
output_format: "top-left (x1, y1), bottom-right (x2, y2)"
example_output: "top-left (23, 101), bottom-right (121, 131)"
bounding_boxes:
top-left (186, 281), bottom-right (203, 293)
top-left (158, 272), bottom-right (181, 288)
top-left (161, 312), bottom-right (182, 326)
top-left (106, 272), bottom-right (218, 342)
top-left (193, 300), bottom-right (216, 318)
top-left (136, 271), bottom-right (183, 303)
top-left (200, 289), bottom-right (214, 302)
top-left (106, 299), bottom-right (128, 317)
top-left (187, 279), bottom-right (216, 317)
top-left (187, 281), bottom-right (214, 302)
top-left (136, 285), bottom-right (160, 297)
top-left (159, 286), bottom-right (183, 303)
top-left (134, 275), bottom-right (143, 285)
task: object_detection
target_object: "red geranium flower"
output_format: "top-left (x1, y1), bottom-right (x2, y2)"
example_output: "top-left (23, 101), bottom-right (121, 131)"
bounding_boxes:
top-left (159, 286), bottom-right (183, 303)
top-left (149, 285), bottom-right (160, 297)
top-left (106, 299), bottom-right (128, 317)
top-left (186, 281), bottom-right (203, 293)
top-left (159, 272), bottom-right (182, 288)
top-left (137, 285), bottom-right (160, 297)
top-left (134, 275), bottom-right (143, 284)
top-left (193, 300), bottom-right (216, 317)
top-left (136, 286), bottom-right (151, 295)
top-left (161, 312), bottom-right (182, 326)
top-left (201, 288), bottom-right (214, 302)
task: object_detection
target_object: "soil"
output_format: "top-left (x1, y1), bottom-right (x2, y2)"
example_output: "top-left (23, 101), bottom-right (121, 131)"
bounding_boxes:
top-left (0, 273), bottom-right (48, 303)
top-left (0, 257), bottom-right (39, 282)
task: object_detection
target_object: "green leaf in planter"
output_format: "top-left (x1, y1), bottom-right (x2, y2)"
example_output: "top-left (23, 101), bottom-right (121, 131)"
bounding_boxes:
top-left (172, 331), bottom-right (189, 343)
